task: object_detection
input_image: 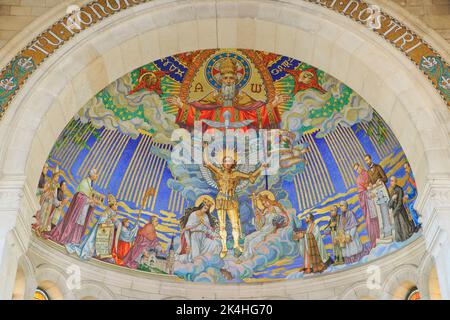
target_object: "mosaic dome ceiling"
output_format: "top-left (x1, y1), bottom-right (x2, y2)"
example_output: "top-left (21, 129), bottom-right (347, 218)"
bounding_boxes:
top-left (33, 49), bottom-right (421, 283)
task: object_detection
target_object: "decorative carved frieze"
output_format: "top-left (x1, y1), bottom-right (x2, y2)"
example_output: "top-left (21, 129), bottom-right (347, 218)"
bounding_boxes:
top-left (0, 0), bottom-right (449, 122)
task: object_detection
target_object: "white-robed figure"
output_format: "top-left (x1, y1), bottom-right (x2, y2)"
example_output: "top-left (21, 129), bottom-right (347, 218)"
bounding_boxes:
top-left (176, 195), bottom-right (221, 263)
top-left (241, 191), bottom-right (290, 260)
top-left (338, 200), bottom-right (369, 264)
top-left (66, 194), bottom-right (117, 260)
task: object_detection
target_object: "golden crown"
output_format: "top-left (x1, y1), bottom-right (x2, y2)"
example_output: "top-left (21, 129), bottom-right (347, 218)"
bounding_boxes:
top-left (220, 58), bottom-right (237, 75)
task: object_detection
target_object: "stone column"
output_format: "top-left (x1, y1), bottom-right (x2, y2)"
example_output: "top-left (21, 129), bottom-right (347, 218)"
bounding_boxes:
top-left (432, 237), bottom-right (450, 299)
top-left (417, 179), bottom-right (450, 299)
top-left (0, 176), bottom-right (32, 300)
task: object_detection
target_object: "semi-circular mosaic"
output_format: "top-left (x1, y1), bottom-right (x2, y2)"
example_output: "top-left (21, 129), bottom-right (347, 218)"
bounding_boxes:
top-left (33, 49), bottom-right (421, 283)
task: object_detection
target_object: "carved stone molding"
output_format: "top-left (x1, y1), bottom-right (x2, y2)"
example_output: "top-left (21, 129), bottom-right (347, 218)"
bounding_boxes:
top-left (416, 251), bottom-right (437, 300)
top-left (0, 0), bottom-right (449, 122)
top-left (0, 175), bottom-right (32, 257)
top-left (415, 178), bottom-right (450, 258)
top-left (72, 280), bottom-right (116, 300)
top-left (27, 234), bottom-right (427, 299)
top-left (0, 176), bottom-right (26, 230)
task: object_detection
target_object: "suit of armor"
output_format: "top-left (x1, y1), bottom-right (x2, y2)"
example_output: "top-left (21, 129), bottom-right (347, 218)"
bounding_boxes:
top-left (203, 148), bottom-right (263, 258)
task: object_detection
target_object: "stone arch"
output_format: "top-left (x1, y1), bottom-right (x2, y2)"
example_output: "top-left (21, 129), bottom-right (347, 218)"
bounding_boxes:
top-left (0, 0), bottom-right (448, 190)
top-left (0, 0), bottom-right (448, 299)
top-left (428, 265), bottom-right (442, 300)
top-left (11, 265), bottom-right (25, 300)
top-left (340, 281), bottom-right (382, 300)
top-left (35, 281), bottom-right (64, 300)
top-left (359, 296), bottom-right (376, 300)
top-left (418, 252), bottom-right (443, 300)
top-left (12, 255), bottom-right (37, 300)
top-left (393, 281), bottom-right (419, 300)
top-left (262, 296), bottom-right (293, 300)
top-left (417, 252), bottom-right (433, 299)
top-left (381, 264), bottom-right (420, 300)
top-left (34, 264), bottom-right (75, 300)
top-left (73, 280), bottom-right (116, 300)
top-left (162, 296), bottom-right (189, 300)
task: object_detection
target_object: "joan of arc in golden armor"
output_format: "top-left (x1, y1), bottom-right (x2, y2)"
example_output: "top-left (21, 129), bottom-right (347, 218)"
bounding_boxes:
top-left (202, 143), bottom-right (267, 258)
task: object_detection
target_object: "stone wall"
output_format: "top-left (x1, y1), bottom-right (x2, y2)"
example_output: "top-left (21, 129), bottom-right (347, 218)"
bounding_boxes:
top-left (19, 236), bottom-right (437, 300)
top-left (0, 0), bottom-right (449, 49)
top-left (0, 0), bottom-right (63, 48)
top-left (392, 0), bottom-right (450, 42)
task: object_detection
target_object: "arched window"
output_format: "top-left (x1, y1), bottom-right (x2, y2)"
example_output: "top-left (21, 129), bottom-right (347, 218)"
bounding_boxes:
top-left (406, 287), bottom-right (421, 300)
top-left (33, 288), bottom-right (50, 301)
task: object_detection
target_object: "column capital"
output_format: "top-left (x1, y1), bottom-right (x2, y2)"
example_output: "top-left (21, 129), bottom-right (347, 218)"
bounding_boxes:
top-left (415, 176), bottom-right (450, 256)
top-left (0, 175), bottom-right (34, 255)
top-left (0, 176), bottom-right (27, 231)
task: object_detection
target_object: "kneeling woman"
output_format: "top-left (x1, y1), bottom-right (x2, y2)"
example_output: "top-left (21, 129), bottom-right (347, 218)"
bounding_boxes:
top-left (176, 197), bottom-right (221, 263)
top-left (241, 192), bottom-right (290, 261)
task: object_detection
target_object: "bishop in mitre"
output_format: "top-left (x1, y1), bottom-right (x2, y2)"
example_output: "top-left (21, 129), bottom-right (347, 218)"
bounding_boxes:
top-left (65, 194), bottom-right (117, 260)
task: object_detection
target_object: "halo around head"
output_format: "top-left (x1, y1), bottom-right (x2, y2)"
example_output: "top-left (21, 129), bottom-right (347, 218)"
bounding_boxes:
top-left (205, 51), bottom-right (251, 90)
top-left (195, 195), bottom-right (215, 212)
top-left (139, 71), bottom-right (156, 82)
top-left (138, 69), bottom-right (156, 83)
top-left (256, 190), bottom-right (276, 210)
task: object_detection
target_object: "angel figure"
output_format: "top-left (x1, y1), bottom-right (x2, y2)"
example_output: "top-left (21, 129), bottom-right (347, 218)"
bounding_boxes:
top-left (127, 68), bottom-right (169, 96)
top-left (241, 191), bottom-right (290, 261)
top-left (283, 67), bottom-right (326, 95)
top-left (278, 130), bottom-right (309, 169)
top-left (201, 142), bottom-right (268, 258)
